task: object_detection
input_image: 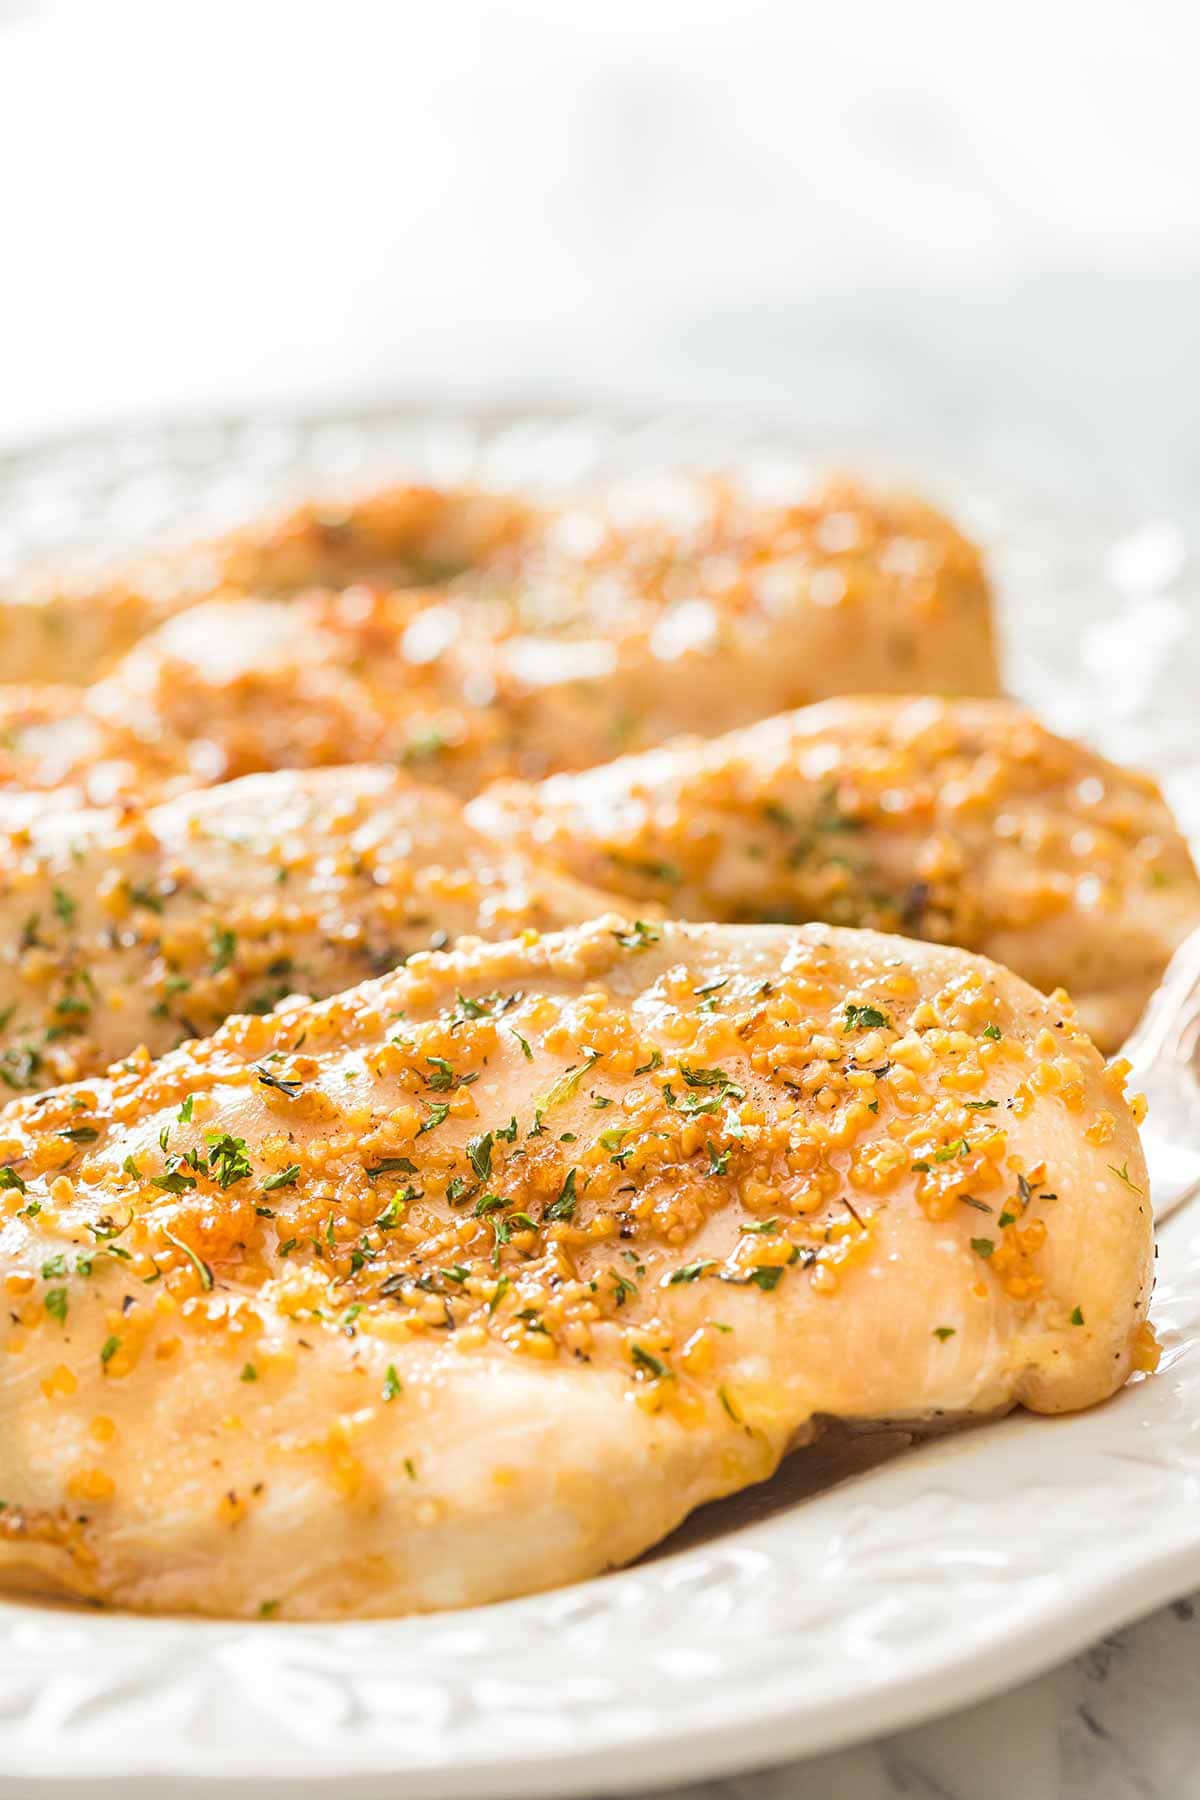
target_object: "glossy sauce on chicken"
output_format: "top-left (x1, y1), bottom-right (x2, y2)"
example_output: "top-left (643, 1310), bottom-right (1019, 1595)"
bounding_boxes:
top-left (0, 920), bottom-right (1153, 1618)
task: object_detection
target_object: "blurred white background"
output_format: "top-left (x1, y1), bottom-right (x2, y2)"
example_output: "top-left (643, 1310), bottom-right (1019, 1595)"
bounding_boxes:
top-left (1, 0), bottom-right (1198, 509)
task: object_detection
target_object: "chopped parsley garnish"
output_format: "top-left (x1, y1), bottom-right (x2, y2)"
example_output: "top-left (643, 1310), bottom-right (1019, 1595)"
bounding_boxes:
top-left (535, 1051), bottom-right (602, 1112)
top-left (613, 919), bottom-right (660, 950)
top-left (631, 1344), bottom-right (671, 1380)
top-left (52, 886), bottom-right (77, 927)
top-left (668, 1259), bottom-right (715, 1284)
top-left (365, 1157), bottom-right (418, 1180)
top-left (205, 1132), bottom-right (253, 1189)
top-left (545, 1168), bottom-right (579, 1222)
top-left (425, 1056), bottom-right (476, 1093)
top-left (706, 1142), bottom-right (731, 1176)
top-left (0, 1166), bottom-right (26, 1193)
top-left (488, 1276), bottom-right (510, 1316)
top-left (376, 1189), bottom-right (415, 1232)
top-left (680, 1064), bottom-right (745, 1096)
top-left (129, 883), bottom-right (165, 913)
top-left (932, 1326), bottom-right (956, 1341)
top-left (746, 1265), bottom-right (784, 1291)
top-left (970, 1237), bottom-right (995, 1259)
top-left (455, 989), bottom-right (517, 1021)
top-left (382, 1364), bottom-right (402, 1402)
top-left (177, 1095), bottom-right (195, 1123)
top-left (466, 1132), bottom-right (494, 1183)
top-left (416, 1102), bottom-right (450, 1136)
top-left (209, 925), bottom-right (237, 973)
top-left (44, 1287), bottom-right (68, 1324)
top-left (240, 1363), bottom-right (258, 1382)
top-left (150, 1168), bottom-right (196, 1195)
top-left (843, 1003), bottom-right (890, 1032)
top-left (163, 1227), bottom-right (214, 1291)
top-left (100, 1335), bottom-right (121, 1367)
top-left (1070, 1306), bottom-right (1085, 1326)
top-left (262, 1164), bottom-right (300, 1191)
top-left (982, 1023), bottom-right (1002, 1041)
top-left (664, 1085), bottom-right (723, 1117)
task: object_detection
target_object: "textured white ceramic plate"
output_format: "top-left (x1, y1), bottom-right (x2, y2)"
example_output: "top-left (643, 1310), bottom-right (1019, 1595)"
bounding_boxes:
top-left (1, 405), bottom-right (1199, 1796)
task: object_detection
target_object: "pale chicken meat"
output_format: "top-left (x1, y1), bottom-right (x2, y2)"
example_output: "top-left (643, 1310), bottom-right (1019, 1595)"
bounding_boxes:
top-left (469, 697), bottom-right (1200, 1051)
top-left (0, 765), bottom-right (623, 1087)
top-left (0, 919), bottom-right (1153, 1619)
top-left (0, 473), bottom-right (999, 801)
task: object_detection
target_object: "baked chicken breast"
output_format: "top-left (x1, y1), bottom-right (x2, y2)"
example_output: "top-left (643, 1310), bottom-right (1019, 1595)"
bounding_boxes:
top-left (469, 697), bottom-right (1200, 1051)
top-left (0, 482), bottom-right (534, 685)
top-left (0, 919), bottom-right (1153, 1619)
top-left (0, 765), bottom-right (622, 1087)
top-left (0, 473), bottom-right (999, 800)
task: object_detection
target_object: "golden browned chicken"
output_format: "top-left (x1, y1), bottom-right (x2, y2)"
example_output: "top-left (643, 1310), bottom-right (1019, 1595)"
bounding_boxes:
top-left (0, 471), bottom-right (1000, 798)
top-left (5, 695), bottom-right (1189, 1088)
top-left (0, 765), bottom-right (623, 1087)
top-left (0, 483), bottom-right (534, 685)
top-left (468, 697), bottom-right (1200, 1052)
top-left (0, 919), bottom-right (1153, 1618)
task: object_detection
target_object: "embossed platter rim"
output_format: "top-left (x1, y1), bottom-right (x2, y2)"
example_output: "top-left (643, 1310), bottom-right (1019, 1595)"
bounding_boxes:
top-left (0, 402), bottom-right (1197, 1795)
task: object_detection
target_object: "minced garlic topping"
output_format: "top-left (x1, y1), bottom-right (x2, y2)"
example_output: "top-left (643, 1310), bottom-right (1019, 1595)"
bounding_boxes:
top-left (470, 695), bottom-right (1200, 1051)
top-left (0, 766), bottom-right (620, 1084)
top-left (0, 921), bottom-right (1148, 1420)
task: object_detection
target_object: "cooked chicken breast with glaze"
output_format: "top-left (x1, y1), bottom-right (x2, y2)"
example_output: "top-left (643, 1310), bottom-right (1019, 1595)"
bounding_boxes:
top-left (469, 697), bottom-right (1200, 1052)
top-left (0, 765), bottom-right (623, 1088)
top-left (0, 472), bottom-right (999, 798)
top-left (0, 483), bottom-right (534, 685)
top-left (448, 470), bottom-right (1001, 713)
top-left (0, 918), bottom-right (1153, 1619)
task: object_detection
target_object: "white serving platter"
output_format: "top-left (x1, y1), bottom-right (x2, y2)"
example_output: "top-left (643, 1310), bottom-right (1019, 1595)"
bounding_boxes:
top-left (0, 403), bottom-right (1197, 1796)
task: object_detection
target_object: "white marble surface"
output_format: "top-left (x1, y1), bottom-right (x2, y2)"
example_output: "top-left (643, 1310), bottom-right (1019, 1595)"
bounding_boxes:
top-left (651, 1598), bottom-right (1200, 1800)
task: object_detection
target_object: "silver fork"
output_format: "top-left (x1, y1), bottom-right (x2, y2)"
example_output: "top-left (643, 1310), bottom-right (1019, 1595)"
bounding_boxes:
top-left (1124, 927), bottom-right (1200, 1221)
